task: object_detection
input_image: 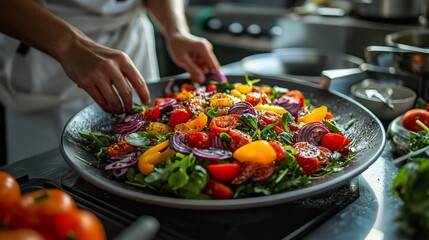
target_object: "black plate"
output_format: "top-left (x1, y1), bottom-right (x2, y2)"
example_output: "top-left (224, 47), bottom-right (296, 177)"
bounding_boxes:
top-left (60, 75), bottom-right (386, 210)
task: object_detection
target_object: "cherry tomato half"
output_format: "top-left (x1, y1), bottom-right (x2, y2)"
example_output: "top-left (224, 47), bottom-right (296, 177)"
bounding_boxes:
top-left (206, 163), bottom-right (240, 182)
top-left (321, 133), bottom-right (351, 152)
top-left (0, 171), bottom-right (21, 227)
top-left (186, 132), bottom-right (212, 149)
top-left (205, 180), bottom-right (234, 199)
top-left (293, 142), bottom-right (321, 175)
top-left (143, 106), bottom-right (161, 122)
top-left (402, 109), bottom-right (429, 132)
top-left (229, 129), bottom-right (252, 151)
top-left (317, 146), bottom-right (332, 165)
top-left (169, 108), bottom-right (191, 128)
top-left (209, 115), bottom-right (239, 134)
top-left (268, 141), bottom-right (286, 161)
top-left (107, 141), bottom-right (136, 157)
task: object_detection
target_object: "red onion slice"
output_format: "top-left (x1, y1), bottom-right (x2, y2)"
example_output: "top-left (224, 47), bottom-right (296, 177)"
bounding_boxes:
top-left (158, 98), bottom-right (178, 113)
top-left (210, 134), bottom-right (230, 150)
top-left (276, 96), bottom-right (300, 116)
top-left (169, 132), bottom-right (192, 154)
top-left (295, 122), bottom-right (330, 145)
top-left (192, 148), bottom-right (232, 161)
top-left (110, 113), bottom-right (146, 134)
top-left (105, 153), bottom-right (139, 171)
top-left (228, 102), bottom-right (257, 115)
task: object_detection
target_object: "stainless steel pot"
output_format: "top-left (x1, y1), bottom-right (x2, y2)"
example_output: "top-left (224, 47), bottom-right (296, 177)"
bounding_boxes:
top-left (352, 0), bottom-right (422, 19)
top-left (240, 48), bottom-right (364, 85)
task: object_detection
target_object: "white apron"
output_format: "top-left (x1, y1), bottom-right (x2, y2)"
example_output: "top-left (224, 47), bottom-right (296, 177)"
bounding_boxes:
top-left (0, 0), bottom-right (160, 163)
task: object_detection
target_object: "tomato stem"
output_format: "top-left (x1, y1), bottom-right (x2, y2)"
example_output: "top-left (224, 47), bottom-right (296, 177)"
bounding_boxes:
top-left (416, 120), bottom-right (429, 133)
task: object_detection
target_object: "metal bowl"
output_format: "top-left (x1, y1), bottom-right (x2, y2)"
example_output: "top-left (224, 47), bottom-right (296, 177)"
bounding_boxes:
top-left (351, 80), bottom-right (417, 121)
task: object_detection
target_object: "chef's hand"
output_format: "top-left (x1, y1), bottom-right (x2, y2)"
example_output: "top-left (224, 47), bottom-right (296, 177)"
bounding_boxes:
top-left (165, 32), bottom-right (221, 84)
top-left (59, 31), bottom-right (150, 114)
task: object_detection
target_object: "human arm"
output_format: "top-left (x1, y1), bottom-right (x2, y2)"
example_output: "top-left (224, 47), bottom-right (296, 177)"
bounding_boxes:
top-left (145, 0), bottom-right (221, 84)
top-left (0, 0), bottom-right (150, 113)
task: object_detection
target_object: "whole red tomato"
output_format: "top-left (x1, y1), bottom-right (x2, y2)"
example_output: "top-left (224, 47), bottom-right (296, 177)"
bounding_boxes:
top-left (402, 109), bottom-right (429, 132)
top-left (53, 209), bottom-right (106, 240)
top-left (9, 188), bottom-right (77, 239)
top-left (0, 228), bottom-right (44, 240)
top-left (0, 171), bottom-right (21, 227)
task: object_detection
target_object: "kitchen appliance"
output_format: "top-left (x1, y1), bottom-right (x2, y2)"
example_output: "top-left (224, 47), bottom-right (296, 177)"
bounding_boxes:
top-left (60, 75), bottom-right (385, 210)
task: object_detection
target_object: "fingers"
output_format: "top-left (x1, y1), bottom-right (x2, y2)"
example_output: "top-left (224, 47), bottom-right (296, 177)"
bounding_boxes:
top-left (181, 54), bottom-right (206, 84)
top-left (121, 59), bottom-right (151, 106)
top-left (198, 40), bottom-right (221, 73)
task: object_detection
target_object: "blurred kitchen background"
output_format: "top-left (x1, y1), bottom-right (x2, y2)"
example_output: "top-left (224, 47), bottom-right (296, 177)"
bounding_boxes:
top-left (1, 0), bottom-right (428, 165)
top-left (156, 0), bottom-right (425, 76)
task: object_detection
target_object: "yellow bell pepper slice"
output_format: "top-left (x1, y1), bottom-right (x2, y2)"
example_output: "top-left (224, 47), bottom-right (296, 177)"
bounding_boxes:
top-left (175, 91), bottom-right (194, 101)
top-left (254, 104), bottom-right (286, 115)
top-left (174, 112), bottom-right (208, 133)
top-left (147, 122), bottom-right (172, 135)
top-left (234, 84), bottom-right (252, 94)
top-left (233, 140), bottom-right (276, 164)
top-left (298, 105), bottom-right (328, 123)
top-left (138, 140), bottom-right (175, 175)
top-left (210, 93), bottom-right (234, 107)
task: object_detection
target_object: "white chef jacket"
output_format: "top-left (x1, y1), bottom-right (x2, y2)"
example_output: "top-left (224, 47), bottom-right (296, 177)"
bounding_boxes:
top-left (0, 0), bottom-right (160, 163)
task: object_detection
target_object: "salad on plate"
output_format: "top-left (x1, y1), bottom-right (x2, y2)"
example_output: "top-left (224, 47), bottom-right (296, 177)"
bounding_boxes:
top-left (78, 75), bottom-right (356, 200)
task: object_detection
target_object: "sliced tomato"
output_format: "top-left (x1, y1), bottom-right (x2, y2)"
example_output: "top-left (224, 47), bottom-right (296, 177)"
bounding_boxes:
top-left (293, 142), bottom-right (320, 175)
top-left (259, 111), bottom-right (284, 131)
top-left (268, 141), bottom-right (286, 161)
top-left (186, 132), bottom-right (212, 149)
top-left (107, 141), bottom-right (135, 157)
top-left (252, 162), bottom-right (276, 182)
top-left (205, 180), bottom-right (234, 199)
top-left (317, 146), bottom-right (332, 165)
top-left (206, 84), bottom-right (216, 92)
top-left (143, 106), bottom-right (161, 122)
top-left (185, 98), bottom-right (204, 117)
top-left (169, 108), bottom-right (191, 128)
top-left (229, 129), bottom-right (252, 151)
top-left (284, 90), bottom-right (305, 108)
top-left (402, 108), bottom-right (429, 132)
top-left (180, 83), bottom-right (195, 92)
top-left (206, 163), bottom-right (240, 182)
top-left (245, 92), bottom-right (262, 106)
top-left (231, 162), bottom-right (257, 185)
top-left (209, 115), bottom-right (239, 134)
top-left (321, 133), bottom-right (351, 152)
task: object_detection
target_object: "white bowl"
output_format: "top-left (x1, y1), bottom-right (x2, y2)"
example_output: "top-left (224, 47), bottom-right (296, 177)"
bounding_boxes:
top-left (351, 81), bottom-right (417, 121)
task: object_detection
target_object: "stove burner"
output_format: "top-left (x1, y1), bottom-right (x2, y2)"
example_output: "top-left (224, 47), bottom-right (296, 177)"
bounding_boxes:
top-left (59, 170), bottom-right (359, 240)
